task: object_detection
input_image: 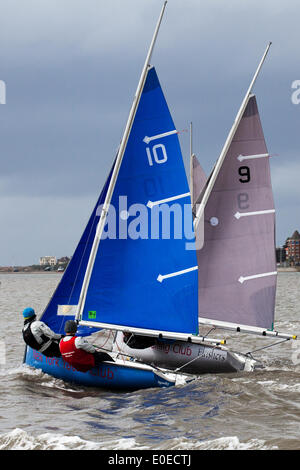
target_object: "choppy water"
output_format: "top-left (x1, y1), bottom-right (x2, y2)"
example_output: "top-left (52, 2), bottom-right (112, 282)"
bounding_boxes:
top-left (0, 272), bottom-right (300, 451)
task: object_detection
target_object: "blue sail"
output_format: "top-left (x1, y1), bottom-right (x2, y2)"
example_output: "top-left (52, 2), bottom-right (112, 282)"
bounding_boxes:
top-left (80, 67), bottom-right (198, 335)
top-left (39, 164), bottom-right (114, 334)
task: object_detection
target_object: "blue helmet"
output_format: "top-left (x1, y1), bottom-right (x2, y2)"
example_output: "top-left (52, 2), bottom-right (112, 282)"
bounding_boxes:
top-left (23, 307), bottom-right (36, 319)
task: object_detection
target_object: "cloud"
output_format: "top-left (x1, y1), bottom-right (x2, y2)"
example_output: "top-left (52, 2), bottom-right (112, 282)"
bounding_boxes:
top-left (0, 0), bottom-right (300, 264)
top-left (0, 195), bottom-right (95, 266)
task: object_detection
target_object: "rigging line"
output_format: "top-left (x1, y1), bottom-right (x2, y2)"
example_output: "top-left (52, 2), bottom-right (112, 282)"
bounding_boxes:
top-left (174, 354), bottom-right (203, 372)
top-left (93, 330), bottom-right (114, 350)
top-left (96, 342), bottom-right (198, 378)
top-left (91, 327), bottom-right (115, 353)
top-left (93, 344), bottom-right (142, 365)
top-left (174, 343), bottom-right (221, 373)
top-left (112, 333), bottom-right (134, 364)
top-left (112, 332), bottom-right (148, 363)
top-left (245, 338), bottom-right (291, 357)
top-left (93, 345), bottom-right (114, 353)
top-left (202, 325), bottom-right (228, 339)
top-left (225, 347), bottom-right (264, 365)
top-left (102, 344), bottom-right (168, 373)
top-left (201, 326), bottom-right (217, 338)
top-left (94, 341), bottom-right (188, 376)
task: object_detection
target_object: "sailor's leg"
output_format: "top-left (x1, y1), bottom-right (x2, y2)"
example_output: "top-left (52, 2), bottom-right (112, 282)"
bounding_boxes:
top-left (42, 340), bottom-right (61, 358)
top-left (93, 351), bottom-right (114, 365)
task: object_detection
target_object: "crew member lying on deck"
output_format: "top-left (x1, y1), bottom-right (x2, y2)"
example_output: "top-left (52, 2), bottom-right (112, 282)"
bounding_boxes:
top-left (59, 320), bottom-right (113, 372)
top-left (123, 332), bottom-right (157, 349)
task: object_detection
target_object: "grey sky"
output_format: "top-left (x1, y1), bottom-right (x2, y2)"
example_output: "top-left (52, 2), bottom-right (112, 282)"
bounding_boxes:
top-left (0, 0), bottom-right (299, 265)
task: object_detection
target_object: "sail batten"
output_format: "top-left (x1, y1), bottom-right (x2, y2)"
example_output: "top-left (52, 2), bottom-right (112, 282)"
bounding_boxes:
top-left (234, 209), bottom-right (275, 219)
top-left (143, 129), bottom-right (177, 144)
top-left (237, 153), bottom-right (269, 162)
top-left (147, 192), bottom-right (190, 208)
top-left (238, 271), bottom-right (277, 284)
top-left (157, 265), bottom-right (198, 283)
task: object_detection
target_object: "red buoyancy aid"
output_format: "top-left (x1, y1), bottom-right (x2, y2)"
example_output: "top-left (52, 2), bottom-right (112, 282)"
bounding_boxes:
top-left (59, 336), bottom-right (95, 372)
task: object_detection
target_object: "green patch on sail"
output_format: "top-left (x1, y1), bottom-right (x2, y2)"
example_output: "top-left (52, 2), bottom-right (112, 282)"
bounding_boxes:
top-left (88, 311), bottom-right (97, 320)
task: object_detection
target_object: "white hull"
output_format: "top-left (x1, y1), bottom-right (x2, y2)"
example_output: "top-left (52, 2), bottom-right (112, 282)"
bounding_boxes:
top-left (113, 333), bottom-right (256, 375)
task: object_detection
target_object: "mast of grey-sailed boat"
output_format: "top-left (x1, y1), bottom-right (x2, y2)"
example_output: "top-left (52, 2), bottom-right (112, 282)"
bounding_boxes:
top-left (194, 43), bottom-right (272, 232)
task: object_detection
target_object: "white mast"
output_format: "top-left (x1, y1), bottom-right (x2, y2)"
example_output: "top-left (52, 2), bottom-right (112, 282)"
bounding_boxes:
top-left (76, 2), bottom-right (168, 322)
top-left (194, 42), bottom-right (272, 231)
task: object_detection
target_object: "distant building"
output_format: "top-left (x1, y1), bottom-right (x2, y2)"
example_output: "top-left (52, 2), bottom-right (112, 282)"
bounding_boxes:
top-left (285, 230), bottom-right (300, 265)
top-left (57, 256), bottom-right (70, 265)
top-left (40, 256), bottom-right (57, 266)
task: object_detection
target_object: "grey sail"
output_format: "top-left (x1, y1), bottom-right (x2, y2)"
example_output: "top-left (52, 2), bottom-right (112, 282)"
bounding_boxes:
top-left (197, 95), bottom-right (276, 329)
top-left (191, 154), bottom-right (206, 209)
top-left (191, 154), bottom-right (207, 251)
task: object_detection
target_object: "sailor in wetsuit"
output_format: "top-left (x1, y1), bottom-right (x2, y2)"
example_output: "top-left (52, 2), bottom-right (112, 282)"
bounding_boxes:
top-left (22, 308), bottom-right (63, 357)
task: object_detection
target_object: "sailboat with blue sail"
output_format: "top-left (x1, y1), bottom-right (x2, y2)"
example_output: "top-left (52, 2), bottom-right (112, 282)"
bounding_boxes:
top-left (24, 5), bottom-right (297, 388)
top-left (23, 2), bottom-right (208, 389)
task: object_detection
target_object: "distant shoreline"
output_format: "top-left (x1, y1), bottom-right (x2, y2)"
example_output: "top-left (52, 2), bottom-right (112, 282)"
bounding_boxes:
top-left (0, 267), bottom-right (299, 274)
top-left (0, 270), bottom-right (63, 274)
top-left (277, 267), bottom-right (300, 272)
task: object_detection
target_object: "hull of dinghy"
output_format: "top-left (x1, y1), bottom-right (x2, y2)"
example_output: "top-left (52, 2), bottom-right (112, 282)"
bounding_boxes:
top-left (23, 346), bottom-right (178, 390)
top-left (118, 340), bottom-right (252, 375)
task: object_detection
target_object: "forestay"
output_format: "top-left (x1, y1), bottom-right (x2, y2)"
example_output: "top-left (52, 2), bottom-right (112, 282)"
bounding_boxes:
top-left (79, 67), bottom-right (198, 335)
top-left (197, 95), bottom-right (276, 329)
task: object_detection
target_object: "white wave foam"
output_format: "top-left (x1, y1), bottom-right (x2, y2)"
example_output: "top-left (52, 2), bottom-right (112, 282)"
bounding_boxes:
top-left (257, 380), bottom-right (276, 386)
top-left (0, 429), bottom-right (147, 451)
top-left (257, 380), bottom-right (300, 393)
top-left (0, 364), bottom-right (46, 380)
top-left (1, 364), bottom-right (85, 393)
top-left (0, 428), bottom-right (99, 450)
top-left (275, 383), bottom-right (300, 392)
top-left (158, 436), bottom-right (277, 450)
top-left (1, 429), bottom-right (276, 451)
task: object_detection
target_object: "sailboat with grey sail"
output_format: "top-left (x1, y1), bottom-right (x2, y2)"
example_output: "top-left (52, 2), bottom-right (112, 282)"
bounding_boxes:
top-left (23, 5), bottom-right (297, 387)
top-left (116, 42), bottom-right (297, 374)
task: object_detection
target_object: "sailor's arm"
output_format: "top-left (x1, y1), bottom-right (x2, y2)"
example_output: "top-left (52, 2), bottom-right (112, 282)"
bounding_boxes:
top-left (75, 336), bottom-right (96, 354)
top-left (35, 321), bottom-right (62, 340)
